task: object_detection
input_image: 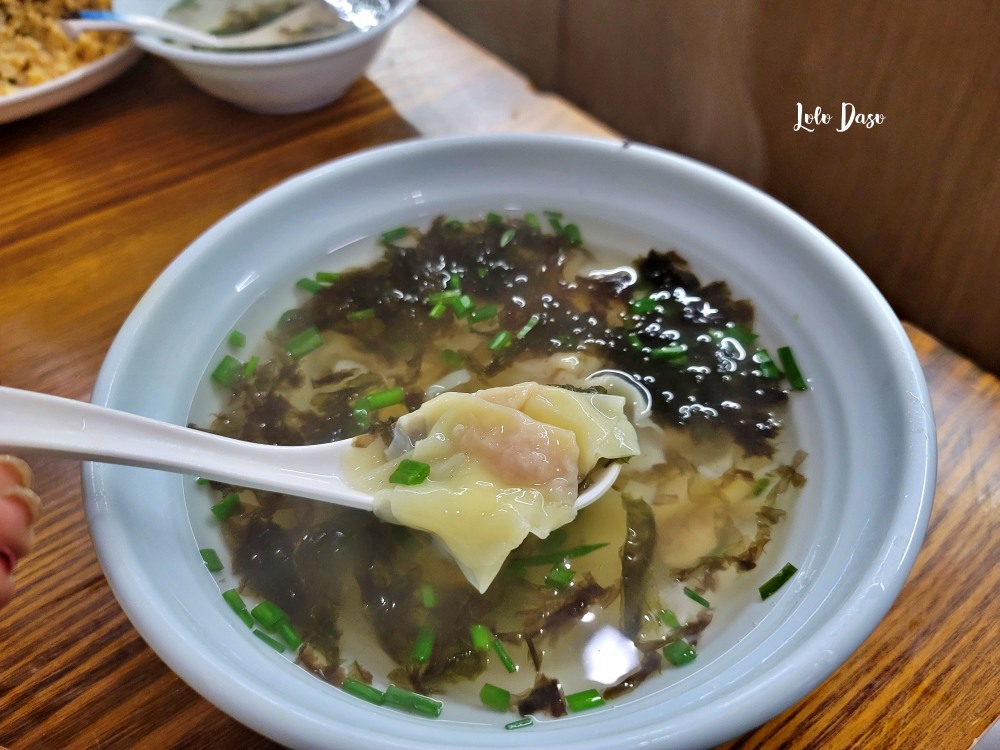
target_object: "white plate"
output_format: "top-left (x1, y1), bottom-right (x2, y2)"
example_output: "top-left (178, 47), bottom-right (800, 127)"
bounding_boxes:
top-left (84, 135), bottom-right (936, 749)
top-left (0, 44), bottom-right (142, 125)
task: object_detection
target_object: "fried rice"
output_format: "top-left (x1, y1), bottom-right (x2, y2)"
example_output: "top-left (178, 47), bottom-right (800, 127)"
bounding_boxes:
top-left (1, 0), bottom-right (127, 95)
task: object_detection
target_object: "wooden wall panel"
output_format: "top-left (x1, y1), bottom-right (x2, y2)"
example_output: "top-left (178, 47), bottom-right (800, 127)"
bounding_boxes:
top-left (424, 0), bottom-right (1000, 374)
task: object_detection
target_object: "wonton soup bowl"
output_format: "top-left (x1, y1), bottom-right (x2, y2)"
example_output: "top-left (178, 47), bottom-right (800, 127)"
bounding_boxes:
top-left (84, 135), bottom-right (935, 749)
top-left (111, 0), bottom-right (417, 113)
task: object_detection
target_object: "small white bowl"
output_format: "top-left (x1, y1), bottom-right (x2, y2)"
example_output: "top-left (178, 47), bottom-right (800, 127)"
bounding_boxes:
top-left (111, 0), bottom-right (417, 113)
top-left (85, 135), bottom-right (935, 749)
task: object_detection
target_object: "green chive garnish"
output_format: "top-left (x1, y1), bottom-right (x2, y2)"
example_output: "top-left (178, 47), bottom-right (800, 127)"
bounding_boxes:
top-left (411, 626), bottom-right (435, 664)
top-left (286, 327), bottom-right (323, 358)
top-left (477, 266), bottom-right (488, 278)
top-left (277, 621), bottom-right (302, 650)
top-left (488, 331), bottom-right (512, 351)
top-left (384, 684), bottom-right (443, 718)
top-left (315, 271), bottom-right (340, 283)
top-left (420, 583), bottom-right (436, 609)
top-left (427, 289), bottom-right (462, 304)
top-left (444, 218), bottom-right (464, 230)
top-left (683, 587), bottom-right (711, 608)
top-left (346, 308), bottom-right (376, 321)
top-left (222, 589), bottom-right (253, 628)
top-left (650, 344), bottom-right (687, 360)
top-left (629, 296), bottom-right (659, 315)
top-left (211, 492), bottom-right (241, 521)
top-left (563, 223), bottom-right (582, 246)
top-left (486, 211), bottom-right (503, 224)
top-left (499, 228), bottom-right (516, 247)
top-left (753, 349), bottom-right (782, 379)
top-left (428, 303), bottom-right (448, 319)
top-left (479, 683), bottom-right (510, 712)
top-left (441, 349), bottom-right (464, 369)
top-left (228, 330), bottom-right (246, 348)
top-left (356, 387), bottom-right (404, 411)
top-left (659, 608), bottom-right (681, 630)
top-left (211, 355), bottom-right (243, 388)
top-left (196, 477), bottom-right (211, 486)
top-left (565, 688), bottom-right (605, 712)
top-left (491, 638), bottom-right (517, 673)
top-left (468, 303), bottom-right (499, 323)
top-left (515, 314), bottom-right (540, 339)
top-left (380, 226), bottom-right (408, 243)
top-left (200, 548), bottom-right (223, 572)
top-left (389, 459), bottom-right (431, 485)
top-left (451, 294), bottom-right (475, 318)
top-left (470, 624), bottom-right (493, 651)
top-left (544, 561), bottom-right (576, 588)
top-left (352, 407), bottom-right (370, 431)
top-left (446, 272), bottom-right (462, 289)
top-left (523, 213), bottom-right (540, 230)
top-left (253, 629), bottom-right (286, 652)
top-left (342, 678), bottom-right (385, 705)
top-left (511, 542), bottom-right (608, 568)
top-left (505, 716), bottom-right (534, 730)
top-left (662, 639), bottom-right (697, 666)
top-left (752, 477), bottom-right (770, 496)
top-left (759, 562), bottom-right (798, 600)
top-left (296, 277), bottom-right (325, 294)
top-left (243, 355), bottom-right (259, 378)
top-left (251, 600), bottom-right (288, 631)
top-left (777, 346), bottom-right (808, 390)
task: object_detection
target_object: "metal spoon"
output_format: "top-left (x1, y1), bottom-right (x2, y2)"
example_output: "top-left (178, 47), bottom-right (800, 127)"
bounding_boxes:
top-left (0, 381), bottom-right (642, 513)
top-left (62, 1), bottom-right (387, 51)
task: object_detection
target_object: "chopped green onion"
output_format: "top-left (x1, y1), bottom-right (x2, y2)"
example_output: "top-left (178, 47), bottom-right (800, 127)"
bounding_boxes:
top-left (286, 327), bottom-right (323, 358)
top-left (683, 587), bottom-right (711, 608)
top-left (211, 492), bottom-right (241, 521)
top-left (253, 629), bottom-right (286, 652)
top-left (491, 638), bottom-right (517, 673)
top-left (427, 288), bottom-right (462, 304)
top-left (650, 344), bottom-right (687, 360)
top-left (477, 266), bottom-right (489, 278)
top-left (759, 562), bottom-right (798, 600)
top-left (342, 678), bottom-right (385, 705)
top-left (479, 683), bottom-right (510, 712)
top-left (251, 600), bottom-right (289, 631)
top-left (228, 330), bottom-right (246, 348)
top-left (505, 716), bottom-right (534, 730)
top-left (450, 294), bottom-right (475, 318)
top-left (200, 548), bottom-right (223, 572)
top-left (628, 333), bottom-right (644, 349)
top-left (389, 459), bottom-right (431, 485)
top-left (447, 272), bottom-right (462, 289)
top-left (543, 209), bottom-right (563, 220)
top-left (196, 477), bottom-right (211, 486)
top-left (659, 608), bottom-right (681, 630)
top-left (486, 211), bottom-right (503, 224)
top-left (753, 348), bottom-right (782, 379)
top-left (384, 684), bottom-right (443, 718)
top-left (499, 228), bottom-right (517, 247)
top-left (488, 331), bottom-right (512, 351)
top-left (777, 345), bottom-right (808, 390)
top-left (276, 621), bottom-right (302, 650)
top-left (346, 308), bottom-right (376, 321)
top-left (511, 542), bottom-right (608, 567)
top-left (523, 213), bottom-right (540, 229)
top-left (356, 387), bottom-right (404, 411)
top-left (380, 226), bottom-right (408, 243)
top-left (544, 561), bottom-right (576, 588)
top-left (243, 355), bottom-right (259, 378)
top-left (468, 303), bottom-right (499, 323)
top-left (441, 349), bottom-right (464, 369)
top-left (352, 407), bottom-right (370, 431)
top-left (211, 355), bottom-right (243, 388)
top-left (629, 296), bottom-right (660, 315)
top-left (428, 303), bottom-right (448, 319)
top-left (548, 216), bottom-right (564, 235)
top-left (443, 218), bottom-right (464, 230)
top-left (563, 223), bottom-right (583, 246)
top-left (411, 626), bottom-right (435, 664)
top-left (752, 477), bottom-right (770, 496)
top-left (420, 583), bottom-right (436, 609)
top-left (315, 271), bottom-right (340, 283)
top-left (515, 314), bottom-right (540, 339)
top-left (565, 688), bottom-right (605, 712)
top-left (222, 589), bottom-right (253, 628)
top-left (470, 624), bottom-right (493, 651)
top-left (296, 277), bottom-right (325, 294)
top-left (662, 639), bottom-right (697, 666)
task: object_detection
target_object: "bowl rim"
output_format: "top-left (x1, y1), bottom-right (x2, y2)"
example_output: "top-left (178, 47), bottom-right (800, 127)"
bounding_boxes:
top-left (85, 133), bottom-right (937, 749)
top-left (119, 0), bottom-right (418, 66)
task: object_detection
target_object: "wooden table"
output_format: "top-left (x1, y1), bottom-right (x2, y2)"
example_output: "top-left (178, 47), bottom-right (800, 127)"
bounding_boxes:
top-left (1, 8), bottom-right (997, 749)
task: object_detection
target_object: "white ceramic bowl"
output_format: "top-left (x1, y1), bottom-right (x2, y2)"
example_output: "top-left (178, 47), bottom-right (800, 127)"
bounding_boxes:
top-left (84, 135), bottom-right (936, 749)
top-left (111, 0), bottom-right (417, 113)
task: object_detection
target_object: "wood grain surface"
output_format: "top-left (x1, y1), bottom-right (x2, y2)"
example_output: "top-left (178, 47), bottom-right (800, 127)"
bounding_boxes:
top-left (1, 8), bottom-right (998, 749)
